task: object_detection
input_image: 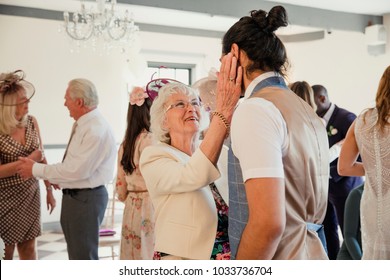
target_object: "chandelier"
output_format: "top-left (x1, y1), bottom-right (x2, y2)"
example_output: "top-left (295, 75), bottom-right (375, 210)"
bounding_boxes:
top-left (63, 0), bottom-right (139, 53)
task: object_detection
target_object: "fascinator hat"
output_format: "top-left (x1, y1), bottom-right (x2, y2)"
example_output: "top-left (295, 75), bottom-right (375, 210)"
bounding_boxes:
top-left (145, 78), bottom-right (182, 101)
top-left (0, 70), bottom-right (35, 106)
top-left (192, 68), bottom-right (218, 112)
top-left (129, 86), bottom-right (148, 106)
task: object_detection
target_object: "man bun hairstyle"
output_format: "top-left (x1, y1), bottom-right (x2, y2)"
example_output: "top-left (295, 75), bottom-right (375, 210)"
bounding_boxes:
top-left (222, 5), bottom-right (289, 77)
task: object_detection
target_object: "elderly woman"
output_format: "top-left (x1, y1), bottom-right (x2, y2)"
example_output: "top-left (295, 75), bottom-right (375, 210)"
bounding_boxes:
top-left (0, 70), bottom-right (56, 260)
top-left (140, 53), bottom-right (242, 260)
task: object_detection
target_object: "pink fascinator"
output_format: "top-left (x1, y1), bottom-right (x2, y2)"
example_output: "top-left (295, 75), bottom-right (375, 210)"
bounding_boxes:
top-left (146, 78), bottom-right (182, 101)
top-left (129, 86), bottom-right (148, 106)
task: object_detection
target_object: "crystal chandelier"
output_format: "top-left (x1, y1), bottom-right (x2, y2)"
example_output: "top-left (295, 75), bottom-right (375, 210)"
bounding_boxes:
top-left (63, 0), bottom-right (139, 53)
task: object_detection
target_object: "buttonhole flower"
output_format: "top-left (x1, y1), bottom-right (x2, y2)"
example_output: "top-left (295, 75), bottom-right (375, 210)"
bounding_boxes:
top-left (328, 125), bottom-right (338, 136)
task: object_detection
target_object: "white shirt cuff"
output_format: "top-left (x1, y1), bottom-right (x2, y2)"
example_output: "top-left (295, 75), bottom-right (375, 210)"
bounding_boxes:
top-left (32, 163), bottom-right (46, 179)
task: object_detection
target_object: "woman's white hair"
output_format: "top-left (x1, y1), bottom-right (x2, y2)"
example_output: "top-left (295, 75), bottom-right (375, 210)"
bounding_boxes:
top-left (68, 78), bottom-right (99, 107)
top-left (150, 82), bottom-right (209, 144)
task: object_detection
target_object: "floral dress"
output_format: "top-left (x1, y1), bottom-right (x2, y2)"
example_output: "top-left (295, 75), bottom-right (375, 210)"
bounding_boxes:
top-left (116, 131), bottom-right (154, 260)
top-left (209, 182), bottom-right (230, 260)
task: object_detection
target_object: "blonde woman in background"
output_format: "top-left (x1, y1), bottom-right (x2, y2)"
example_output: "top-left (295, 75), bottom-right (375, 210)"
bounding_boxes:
top-left (0, 70), bottom-right (56, 260)
top-left (289, 80), bottom-right (317, 110)
top-left (338, 65), bottom-right (390, 259)
top-left (289, 80), bottom-right (344, 163)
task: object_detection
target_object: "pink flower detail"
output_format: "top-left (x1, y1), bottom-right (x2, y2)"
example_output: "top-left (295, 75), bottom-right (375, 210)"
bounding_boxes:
top-left (216, 252), bottom-right (231, 260)
top-left (129, 86), bottom-right (148, 106)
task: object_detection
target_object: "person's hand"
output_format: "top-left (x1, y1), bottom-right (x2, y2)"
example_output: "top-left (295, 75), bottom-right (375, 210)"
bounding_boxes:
top-left (44, 180), bottom-right (60, 190)
top-left (216, 52), bottom-right (243, 121)
top-left (16, 157), bottom-right (35, 180)
top-left (337, 139), bottom-right (345, 147)
top-left (44, 180), bottom-right (57, 214)
top-left (27, 149), bottom-right (44, 162)
top-left (51, 183), bottom-right (60, 190)
top-left (46, 189), bottom-right (56, 214)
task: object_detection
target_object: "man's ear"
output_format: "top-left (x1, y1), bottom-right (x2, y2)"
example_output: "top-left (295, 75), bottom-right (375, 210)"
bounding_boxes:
top-left (77, 98), bottom-right (84, 107)
top-left (230, 43), bottom-right (240, 60)
top-left (231, 43), bottom-right (249, 68)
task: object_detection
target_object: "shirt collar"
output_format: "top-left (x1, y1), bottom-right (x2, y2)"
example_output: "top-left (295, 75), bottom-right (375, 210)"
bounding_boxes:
top-left (244, 72), bottom-right (280, 99)
top-left (322, 103), bottom-right (335, 125)
top-left (76, 108), bottom-right (99, 126)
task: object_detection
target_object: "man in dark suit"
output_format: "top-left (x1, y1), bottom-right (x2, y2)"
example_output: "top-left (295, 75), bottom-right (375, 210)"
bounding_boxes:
top-left (312, 84), bottom-right (364, 260)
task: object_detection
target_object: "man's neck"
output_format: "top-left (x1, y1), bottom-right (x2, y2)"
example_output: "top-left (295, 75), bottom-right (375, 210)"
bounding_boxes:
top-left (318, 103), bottom-right (331, 118)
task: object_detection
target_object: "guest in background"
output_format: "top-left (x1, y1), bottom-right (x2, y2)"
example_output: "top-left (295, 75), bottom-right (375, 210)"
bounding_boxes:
top-left (0, 70), bottom-right (56, 260)
top-left (192, 68), bottom-right (229, 206)
top-left (289, 81), bottom-right (343, 163)
top-left (17, 78), bottom-right (116, 260)
top-left (338, 65), bottom-right (390, 259)
top-left (336, 184), bottom-right (363, 260)
top-left (289, 80), bottom-right (316, 109)
top-left (223, 6), bottom-right (329, 260)
top-left (192, 68), bottom-right (219, 113)
top-left (313, 84), bottom-right (364, 259)
top-left (140, 53), bottom-right (241, 260)
top-left (116, 86), bottom-right (154, 260)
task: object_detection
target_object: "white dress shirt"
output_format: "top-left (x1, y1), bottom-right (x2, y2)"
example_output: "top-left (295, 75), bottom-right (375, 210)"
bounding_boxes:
top-left (321, 102), bottom-right (336, 125)
top-left (33, 109), bottom-right (116, 189)
top-left (231, 72), bottom-right (288, 182)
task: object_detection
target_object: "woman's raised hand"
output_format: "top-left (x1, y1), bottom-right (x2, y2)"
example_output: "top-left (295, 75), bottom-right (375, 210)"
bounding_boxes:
top-left (216, 52), bottom-right (243, 121)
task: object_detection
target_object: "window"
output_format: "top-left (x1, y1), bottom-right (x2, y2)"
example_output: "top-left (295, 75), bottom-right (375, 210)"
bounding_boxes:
top-left (146, 62), bottom-right (194, 85)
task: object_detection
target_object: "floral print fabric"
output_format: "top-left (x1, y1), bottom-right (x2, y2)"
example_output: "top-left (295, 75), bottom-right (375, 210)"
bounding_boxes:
top-left (116, 131), bottom-right (154, 259)
top-left (210, 182), bottom-right (230, 260)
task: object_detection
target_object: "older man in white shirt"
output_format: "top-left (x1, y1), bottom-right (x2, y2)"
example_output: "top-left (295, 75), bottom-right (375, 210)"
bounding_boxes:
top-left (18, 78), bottom-right (116, 260)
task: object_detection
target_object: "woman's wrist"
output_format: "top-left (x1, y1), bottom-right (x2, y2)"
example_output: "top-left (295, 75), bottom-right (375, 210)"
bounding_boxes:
top-left (211, 111), bottom-right (230, 138)
top-left (39, 149), bottom-right (45, 162)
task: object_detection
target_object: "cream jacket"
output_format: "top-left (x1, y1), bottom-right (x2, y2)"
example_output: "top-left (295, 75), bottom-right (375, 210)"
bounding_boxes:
top-left (139, 142), bottom-right (221, 260)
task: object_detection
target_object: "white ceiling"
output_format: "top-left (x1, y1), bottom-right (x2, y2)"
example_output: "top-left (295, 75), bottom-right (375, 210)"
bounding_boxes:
top-left (265, 0), bottom-right (390, 16)
top-left (0, 0), bottom-right (390, 15)
top-left (2, 0), bottom-right (390, 16)
top-left (1, 0), bottom-right (389, 36)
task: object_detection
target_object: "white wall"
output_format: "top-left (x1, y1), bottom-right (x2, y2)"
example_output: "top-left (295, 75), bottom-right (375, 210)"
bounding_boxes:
top-left (1, 16), bottom-right (388, 141)
top-left (286, 28), bottom-right (389, 115)
top-left (0, 14), bottom-right (389, 224)
top-left (0, 15), bottom-right (224, 145)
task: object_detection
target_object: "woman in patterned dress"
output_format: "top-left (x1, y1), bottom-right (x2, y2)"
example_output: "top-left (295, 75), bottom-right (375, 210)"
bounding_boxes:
top-left (338, 65), bottom-right (390, 259)
top-left (0, 70), bottom-right (56, 260)
top-left (116, 86), bottom-right (155, 259)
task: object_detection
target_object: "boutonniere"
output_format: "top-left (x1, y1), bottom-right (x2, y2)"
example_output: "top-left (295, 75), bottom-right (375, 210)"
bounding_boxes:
top-left (328, 125), bottom-right (338, 136)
